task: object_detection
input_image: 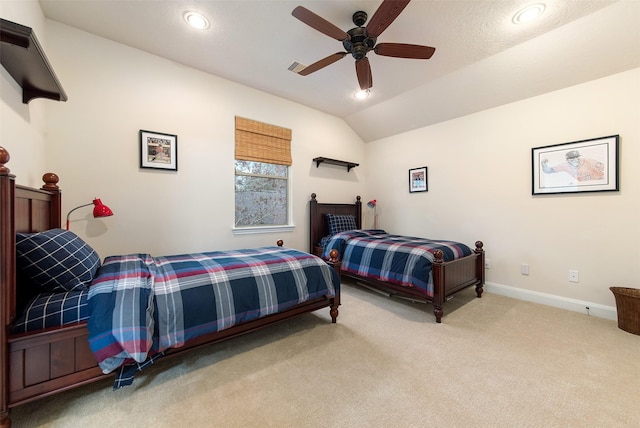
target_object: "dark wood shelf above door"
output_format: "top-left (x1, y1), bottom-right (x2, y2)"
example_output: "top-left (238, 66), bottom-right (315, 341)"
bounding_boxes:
top-left (313, 157), bottom-right (359, 172)
top-left (0, 18), bottom-right (68, 104)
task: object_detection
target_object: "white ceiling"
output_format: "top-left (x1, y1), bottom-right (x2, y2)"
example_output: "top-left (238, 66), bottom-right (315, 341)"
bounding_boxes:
top-left (38, 0), bottom-right (640, 142)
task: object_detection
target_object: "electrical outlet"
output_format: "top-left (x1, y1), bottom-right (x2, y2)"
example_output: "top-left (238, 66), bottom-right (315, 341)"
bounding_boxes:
top-left (569, 270), bottom-right (579, 283)
top-left (485, 259), bottom-right (491, 269)
top-left (521, 264), bottom-right (529, 275)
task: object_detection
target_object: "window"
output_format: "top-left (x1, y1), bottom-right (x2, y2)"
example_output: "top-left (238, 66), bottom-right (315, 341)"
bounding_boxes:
top-left (235, 161), bottom-right (288, 226)
top-left (234, 117), bottom-right (292, 230)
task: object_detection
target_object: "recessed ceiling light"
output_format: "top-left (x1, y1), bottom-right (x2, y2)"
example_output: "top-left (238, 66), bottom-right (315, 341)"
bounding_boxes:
top-left (184, 12), bottom-right (210, 30)
top-left (512, 3), bottom-right (546, 24)
top-left (354, 89), bottom-right (370, 100)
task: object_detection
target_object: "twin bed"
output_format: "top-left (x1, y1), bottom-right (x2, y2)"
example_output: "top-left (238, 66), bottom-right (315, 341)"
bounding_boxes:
top-left (309, 193), bottom-right (485, 324)
top-left (0, 148), bottom-right (340, 427)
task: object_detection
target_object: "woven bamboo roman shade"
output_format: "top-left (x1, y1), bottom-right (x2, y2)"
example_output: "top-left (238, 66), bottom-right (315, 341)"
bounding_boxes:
top-left (235, 116), bottom-right (292, 166)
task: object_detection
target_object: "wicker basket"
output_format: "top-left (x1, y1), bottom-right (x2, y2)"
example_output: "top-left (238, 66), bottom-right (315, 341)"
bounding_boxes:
top-left (610, 287), bottom-right (640, 335)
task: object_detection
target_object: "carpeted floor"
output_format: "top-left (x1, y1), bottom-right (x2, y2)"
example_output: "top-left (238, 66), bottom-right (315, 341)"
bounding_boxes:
top-left (10, 282), bottom-right (640, 427)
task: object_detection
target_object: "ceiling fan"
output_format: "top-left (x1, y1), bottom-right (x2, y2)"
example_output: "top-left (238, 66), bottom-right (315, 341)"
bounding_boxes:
top-left (291, 0), bottom-right (436, 91)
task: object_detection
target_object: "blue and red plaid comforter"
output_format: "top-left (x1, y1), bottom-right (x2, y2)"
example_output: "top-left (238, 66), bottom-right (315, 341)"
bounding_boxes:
top-left (88, 246), bottom-right (339, 375)
top-left (322, 230), bottom-right (472, 296)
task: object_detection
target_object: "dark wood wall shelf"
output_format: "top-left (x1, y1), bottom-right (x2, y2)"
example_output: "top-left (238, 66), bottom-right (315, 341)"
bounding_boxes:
top-left (313, 157), bottom-right (359, 172)
top-left (0, 18), bottom-right (68, 104)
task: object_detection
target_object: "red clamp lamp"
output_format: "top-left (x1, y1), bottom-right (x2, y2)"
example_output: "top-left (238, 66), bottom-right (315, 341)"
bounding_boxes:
top-left (66, 198), bottom-right (113, 230)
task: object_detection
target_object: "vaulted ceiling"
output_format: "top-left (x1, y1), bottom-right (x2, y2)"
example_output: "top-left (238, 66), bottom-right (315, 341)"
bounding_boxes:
top-left (39, 0), bottom-right (640, 142)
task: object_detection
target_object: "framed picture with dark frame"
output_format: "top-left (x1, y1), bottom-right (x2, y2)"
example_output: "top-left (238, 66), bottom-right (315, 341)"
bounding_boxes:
top-left (531, 135), bottom-right (618, 195)
top-left (409, 166), bottom-right (428, 193)
top-left (140, 129), bottom-right (178, 171)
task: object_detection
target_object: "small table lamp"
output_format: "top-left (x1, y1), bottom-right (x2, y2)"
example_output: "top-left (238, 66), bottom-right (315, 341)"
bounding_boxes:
top-left (367, 199), bottom-right (377, 229)
top-left (66, 198), bottom-right (113, 230)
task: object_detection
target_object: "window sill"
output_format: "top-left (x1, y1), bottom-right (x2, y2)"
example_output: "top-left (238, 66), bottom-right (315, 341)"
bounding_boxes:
top-left (232, 225), bottom-right (295, 235)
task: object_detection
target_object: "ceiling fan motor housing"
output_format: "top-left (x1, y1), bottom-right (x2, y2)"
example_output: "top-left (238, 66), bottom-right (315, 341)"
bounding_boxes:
top-left (343, 26), bottom-right (376, 60)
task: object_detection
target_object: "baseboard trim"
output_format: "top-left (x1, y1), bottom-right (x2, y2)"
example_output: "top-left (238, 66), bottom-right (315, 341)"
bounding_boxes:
top-left (484, 282), bottom-right (618, 321)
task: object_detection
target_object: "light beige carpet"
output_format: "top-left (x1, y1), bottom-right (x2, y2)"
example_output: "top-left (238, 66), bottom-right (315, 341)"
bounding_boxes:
top-left (10, 282), bottom-right (640, 427)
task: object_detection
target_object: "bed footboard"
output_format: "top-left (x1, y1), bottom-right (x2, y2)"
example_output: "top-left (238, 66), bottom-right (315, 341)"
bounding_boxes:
top-left (431, 241), bottom-right (484, 322)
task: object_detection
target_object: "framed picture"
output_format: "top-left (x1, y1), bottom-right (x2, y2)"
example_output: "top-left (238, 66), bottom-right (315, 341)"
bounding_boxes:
top-left (532, 135), bottom-right (618, 195)
top-left (140, 129), bottom-right (178, 171)
top-left (409, 166), bottom-right (428, 193)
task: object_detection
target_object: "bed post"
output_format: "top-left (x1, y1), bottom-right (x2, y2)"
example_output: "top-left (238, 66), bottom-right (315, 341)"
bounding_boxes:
top-left (431, 249), bottom-right (445, 323)
top-left (474, 241), bottom-right (485, 298)
top-left (309, 193), bottom-right (318, 254)
top-left (327, 249), bottom-right (341, 323)
top-left (0, 147), bottom-right (15, 428)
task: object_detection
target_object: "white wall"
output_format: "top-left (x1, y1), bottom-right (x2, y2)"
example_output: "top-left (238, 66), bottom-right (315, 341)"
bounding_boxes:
top-left (365, 68), bottom-right (640, 313)
top-left (0, 0), bottom-right (48, 184)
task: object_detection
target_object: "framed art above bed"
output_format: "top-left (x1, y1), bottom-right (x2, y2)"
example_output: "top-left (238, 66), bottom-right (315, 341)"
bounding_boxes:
top-left (409, 166), bottom-right (428, 193)
top-left (531, 135), bottom-right (619, 195)
top-left (140, 129), bottom-right (178, 171)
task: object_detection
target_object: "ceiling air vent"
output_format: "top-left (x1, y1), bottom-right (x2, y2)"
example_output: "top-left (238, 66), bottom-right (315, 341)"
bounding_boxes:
top-left (288, 61), bottom-right (307, 74)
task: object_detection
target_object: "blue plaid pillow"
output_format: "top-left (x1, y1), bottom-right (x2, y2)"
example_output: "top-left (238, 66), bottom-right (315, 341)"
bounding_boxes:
top-left (326, 214), bottom-right (357, 236)
top-left (16, 229), bottom-right (101, 292)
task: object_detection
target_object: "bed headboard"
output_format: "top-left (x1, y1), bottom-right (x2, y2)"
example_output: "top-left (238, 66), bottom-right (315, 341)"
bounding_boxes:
top-left (309, 193), bottom-right (361, 254)
top-left (0, 146), bottom-right (61, 327)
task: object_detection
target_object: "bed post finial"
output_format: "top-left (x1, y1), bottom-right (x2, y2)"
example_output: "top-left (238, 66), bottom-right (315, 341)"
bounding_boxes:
top-left (0, 146), bottom-right (10, 174)
top-left (356, 195), bottom-right (361, 203)
top-left (42, 173), bottom-right (59, 190)
top-left (310, 193), bottom-right (317, 201)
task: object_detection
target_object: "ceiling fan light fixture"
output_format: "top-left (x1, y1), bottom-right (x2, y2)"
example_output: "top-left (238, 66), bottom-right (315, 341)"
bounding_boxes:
top-left (512, 3), bottom-right (546, 24)
top-left (184, 12), bottom-right (210, 30)
top-left (354, 89), bottom-right (370, 100)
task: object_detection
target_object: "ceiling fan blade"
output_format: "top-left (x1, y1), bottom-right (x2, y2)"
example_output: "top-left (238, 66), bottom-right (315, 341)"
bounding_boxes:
top-left (355, 58), bottom-right (372, 90)
top-left (292, 6), bottom-right (349, 41)
top-left (365, 0), bottom-right (411, 38)
top-left (374, 43), bottom-right (436, 59)
top-left (299, 52), bottom-right (347, 76)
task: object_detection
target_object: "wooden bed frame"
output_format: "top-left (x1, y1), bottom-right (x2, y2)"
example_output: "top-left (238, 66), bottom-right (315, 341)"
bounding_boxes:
top-left (0, 148), bottom-right (340, 427)
top-left (309, 193), bottom-right (484, 323)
